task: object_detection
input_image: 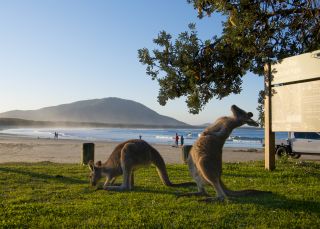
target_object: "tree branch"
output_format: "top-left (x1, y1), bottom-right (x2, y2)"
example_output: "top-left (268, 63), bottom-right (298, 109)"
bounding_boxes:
top-left (266, 8), bottom-right (320, 18)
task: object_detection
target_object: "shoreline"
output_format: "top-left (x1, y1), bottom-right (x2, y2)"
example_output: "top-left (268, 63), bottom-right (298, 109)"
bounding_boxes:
top-left (0, 135), bottom-right (319, 164)
top-left (0, 126), bottom-right (265, 149)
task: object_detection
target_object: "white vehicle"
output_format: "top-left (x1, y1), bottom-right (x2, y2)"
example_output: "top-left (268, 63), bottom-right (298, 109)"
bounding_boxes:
top-left (276, 132), bottom-right (320, 159)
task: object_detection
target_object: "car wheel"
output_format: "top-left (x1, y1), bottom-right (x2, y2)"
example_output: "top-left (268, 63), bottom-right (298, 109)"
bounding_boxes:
top-left (276, 146), bottom-right (288, 158)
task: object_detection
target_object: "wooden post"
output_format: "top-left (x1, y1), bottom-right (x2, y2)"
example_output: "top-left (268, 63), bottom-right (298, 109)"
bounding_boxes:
top-left (82, 143), bottom-right (94, 165)
top-left (264, 63), bottom-right (275, 170)
top-left (181, 145), bottom-right (192, 164)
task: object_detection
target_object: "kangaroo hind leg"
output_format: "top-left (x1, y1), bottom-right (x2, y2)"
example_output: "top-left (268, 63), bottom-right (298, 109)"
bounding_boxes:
top-left (104, 144), bottom-right (134, 191)
top-left (177, 157), bottom-right (208, 197)
top-left (197, 157), bottom-right (227, 202)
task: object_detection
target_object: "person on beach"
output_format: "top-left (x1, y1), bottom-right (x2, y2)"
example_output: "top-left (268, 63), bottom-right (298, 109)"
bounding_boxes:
top-left (180, 135), bottom-right (184, 146)
top-left (175, 133), bottom-right (179, 147)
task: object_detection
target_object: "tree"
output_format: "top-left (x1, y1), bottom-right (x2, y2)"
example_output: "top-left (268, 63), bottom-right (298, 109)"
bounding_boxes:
top-left (138, 0), bottom-right (320, 116)
top-left (257, 90), bottom-right (265, 127)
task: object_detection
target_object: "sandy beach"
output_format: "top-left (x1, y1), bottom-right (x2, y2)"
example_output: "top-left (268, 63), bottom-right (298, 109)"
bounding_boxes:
top-left (0, 134), bottom-right (319, 164)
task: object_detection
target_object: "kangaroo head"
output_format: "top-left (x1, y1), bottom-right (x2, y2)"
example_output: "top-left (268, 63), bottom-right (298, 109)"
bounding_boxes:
top-left (88, 160), bottom-right (102, 186)
top-left (231, 105), bottom-right (259, 127)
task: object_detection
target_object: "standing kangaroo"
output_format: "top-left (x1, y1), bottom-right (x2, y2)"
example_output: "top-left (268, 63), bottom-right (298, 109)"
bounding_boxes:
top-left (88, 139), bottom-right (194, 191)
top-left (182, 105), bottom-right (271, 201)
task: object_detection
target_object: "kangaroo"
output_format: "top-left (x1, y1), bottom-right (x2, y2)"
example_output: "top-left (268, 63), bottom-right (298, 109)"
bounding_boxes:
top-left (181, 105), bottom-right (271, 201)
top-left (88, 139), bottom-right (194, 191)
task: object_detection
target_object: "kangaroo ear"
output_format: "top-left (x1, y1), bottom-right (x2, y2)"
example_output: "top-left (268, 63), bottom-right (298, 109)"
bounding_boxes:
top-left (247, 112), bottom-right (253, 118)
top-left (96, 161), bottom-right (102, 167)
top-left (88, 160), bottom-right (95, 171)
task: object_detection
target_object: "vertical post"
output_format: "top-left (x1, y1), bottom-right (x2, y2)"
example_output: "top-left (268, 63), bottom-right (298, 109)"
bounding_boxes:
top-left (181, 145), bottom-right (192, 164)
top-left (264, 63), bottom-right (275, 170)
top-left (82, 143), bottom-right (95, 165)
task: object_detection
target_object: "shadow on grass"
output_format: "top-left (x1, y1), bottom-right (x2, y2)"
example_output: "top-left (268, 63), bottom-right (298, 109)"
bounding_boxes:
top-left (93, 184), bottom-right (181, 195)
top-left (174, 187), bottom-right (319, 215)
top-left (0, 167), bottom-right (87, 184)
top-left (229, 192), bottom-right (320, 214)
top-left (223, 173), bottom-right (271, 179)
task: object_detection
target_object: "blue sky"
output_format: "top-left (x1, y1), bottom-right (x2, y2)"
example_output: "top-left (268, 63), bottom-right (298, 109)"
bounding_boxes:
top-left (0, 0), bottom-right (264, 125)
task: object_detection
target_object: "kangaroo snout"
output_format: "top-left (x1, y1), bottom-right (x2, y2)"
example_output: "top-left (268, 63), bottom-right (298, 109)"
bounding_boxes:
top-left (246, 118), bottom-right (259, 127)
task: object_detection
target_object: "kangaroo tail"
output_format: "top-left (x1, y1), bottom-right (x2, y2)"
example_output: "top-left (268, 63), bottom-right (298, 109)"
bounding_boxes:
top-left (220, 179), bottom-right (271, 197)
top-left (150, 147), bottom-right (195, 187)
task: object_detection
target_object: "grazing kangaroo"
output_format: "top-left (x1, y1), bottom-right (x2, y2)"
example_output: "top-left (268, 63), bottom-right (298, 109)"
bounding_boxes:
top-left (88, 139), bottom-right (194, 191)
top-left (182, 105), bottom-right (271, 201)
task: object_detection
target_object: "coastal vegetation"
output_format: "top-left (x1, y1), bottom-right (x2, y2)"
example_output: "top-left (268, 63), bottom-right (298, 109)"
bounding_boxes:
top-left (0, 117), bottom-right (192, 129)
top-left (138, 0), bottom-right (320, 125)
top-left (1, 160), bottom-right (319, 228)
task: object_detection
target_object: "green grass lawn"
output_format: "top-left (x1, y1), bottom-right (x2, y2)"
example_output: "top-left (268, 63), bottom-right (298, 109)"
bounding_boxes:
top-left (0, 160), bottom-right (319, 228)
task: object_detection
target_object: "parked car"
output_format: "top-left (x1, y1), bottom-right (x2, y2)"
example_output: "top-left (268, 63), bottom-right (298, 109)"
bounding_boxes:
top-left (275, 132), bottom-right (320, 158)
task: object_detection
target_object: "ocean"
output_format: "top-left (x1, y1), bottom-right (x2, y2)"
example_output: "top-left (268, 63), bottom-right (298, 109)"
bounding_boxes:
top-left (0, 127), bottom-right (289, 148)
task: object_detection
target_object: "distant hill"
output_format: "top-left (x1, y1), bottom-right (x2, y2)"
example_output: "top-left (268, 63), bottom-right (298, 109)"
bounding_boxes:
top-left (0, 98), bottom-right (189, 128)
